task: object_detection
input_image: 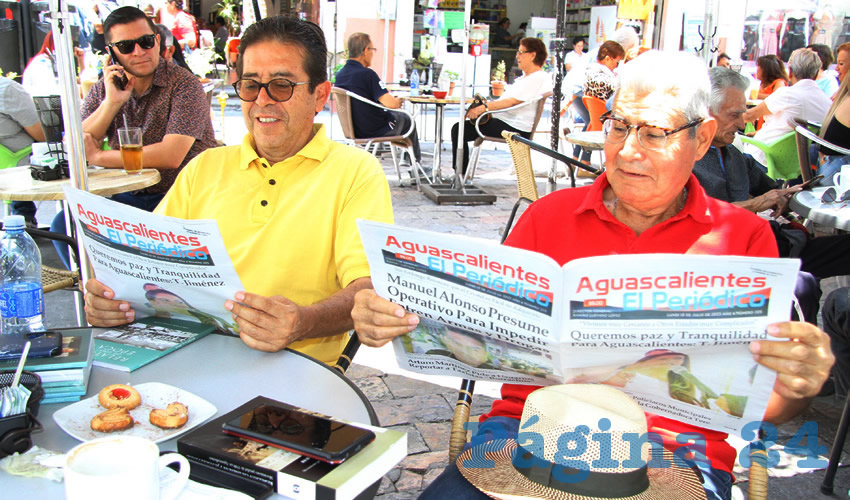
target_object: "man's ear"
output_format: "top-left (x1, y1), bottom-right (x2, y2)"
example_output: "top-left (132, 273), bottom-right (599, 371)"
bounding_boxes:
top-left (694, 116), bottom-right (717, 158)
top-left (165, 45), bottom-right (176, 61)
top-left (313, 80), bottom-right (331, 114)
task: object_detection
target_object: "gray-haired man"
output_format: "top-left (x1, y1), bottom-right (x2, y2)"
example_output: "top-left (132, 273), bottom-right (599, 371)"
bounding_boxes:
top-left (743, 48), bottom-right (831, 165)
top-left (334, 32), bottom-right (422, 171)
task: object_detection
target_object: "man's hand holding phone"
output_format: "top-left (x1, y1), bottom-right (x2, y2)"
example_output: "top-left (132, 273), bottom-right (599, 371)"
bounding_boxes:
top-left (103, 62), bottom-right (134, 105)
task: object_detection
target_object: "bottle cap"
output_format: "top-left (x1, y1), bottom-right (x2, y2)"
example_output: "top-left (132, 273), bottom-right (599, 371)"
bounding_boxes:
top-left (3, 215), bottom-right (25, 230)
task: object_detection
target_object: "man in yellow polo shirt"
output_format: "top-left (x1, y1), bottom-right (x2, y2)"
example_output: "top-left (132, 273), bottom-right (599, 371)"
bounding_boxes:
top-left (83, 16), bottom-right (393, 365)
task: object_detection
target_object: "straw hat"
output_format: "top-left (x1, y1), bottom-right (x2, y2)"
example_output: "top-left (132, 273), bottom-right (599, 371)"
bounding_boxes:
top-left (457, 384), bottom-right (706, 499)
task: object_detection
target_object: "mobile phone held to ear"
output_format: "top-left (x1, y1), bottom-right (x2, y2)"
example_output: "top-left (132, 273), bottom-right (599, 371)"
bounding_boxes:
top-left (0, 331), bottom-right (63, 361)
top-left (221, 403), bottom-right (375, 464)
top-left (108, 48), bottom-right (129, 91)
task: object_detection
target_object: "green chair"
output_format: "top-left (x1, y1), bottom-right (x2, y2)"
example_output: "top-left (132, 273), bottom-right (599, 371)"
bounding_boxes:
top-left (739, 131), bottom-right (799, 181)
top-left (0, 144), bottom-right (33, 216)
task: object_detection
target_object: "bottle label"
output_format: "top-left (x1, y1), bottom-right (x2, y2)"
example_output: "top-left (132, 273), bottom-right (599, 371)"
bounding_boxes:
top-left (0, 283), bottom-right (44, 319)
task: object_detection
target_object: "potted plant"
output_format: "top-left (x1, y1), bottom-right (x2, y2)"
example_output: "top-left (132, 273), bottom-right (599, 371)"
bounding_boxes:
top-left (491, 60), bottom-right (506, 97)
top-left (445, 71), bottom-right (460, 95)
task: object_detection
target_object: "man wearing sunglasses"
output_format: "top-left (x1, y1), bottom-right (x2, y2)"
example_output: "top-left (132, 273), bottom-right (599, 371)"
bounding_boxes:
top-left (83, 16), bottom-right (393, 366)
top-left (80, 6), bottom-right (216, 211)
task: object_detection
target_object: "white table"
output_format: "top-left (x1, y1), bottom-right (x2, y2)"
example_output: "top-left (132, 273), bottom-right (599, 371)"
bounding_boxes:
top-left (4, 331), bottom-right (377, 497)
top-left (790, 187), bottom-right (850, 231)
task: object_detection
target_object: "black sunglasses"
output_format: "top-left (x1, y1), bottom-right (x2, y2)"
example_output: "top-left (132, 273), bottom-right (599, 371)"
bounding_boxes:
top-left (108, 34), bottom-right (157, 55)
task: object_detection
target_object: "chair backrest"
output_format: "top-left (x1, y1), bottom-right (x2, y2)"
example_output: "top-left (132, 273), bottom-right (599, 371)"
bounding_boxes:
top-left (582, 95), bottom-right (607, 132)
top-left (794, 126), bottom-right (815, 182)
top-left (0, 144), bottom-right (32, 169)
top-left (330, 87), bottom-right (357, 141)
top-left (527, 92), bottom-right (553, 141)
top-left (740, 132), bottom-right (799, 180)
top-left (502, 131), bottom-right (539, 203)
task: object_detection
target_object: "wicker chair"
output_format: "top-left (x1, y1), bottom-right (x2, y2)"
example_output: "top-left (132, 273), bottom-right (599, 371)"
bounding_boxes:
top-left (331, 87), bottom-right (431, 190)
top-left (794, 124), bottom-right (850, 183)
top-left (500, 131), bottom-right (540, 242)
top-left (464, 92), bottom-right (552, 183)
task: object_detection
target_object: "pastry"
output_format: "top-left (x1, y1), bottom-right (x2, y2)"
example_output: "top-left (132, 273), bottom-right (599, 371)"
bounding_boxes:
top-left (91, 407), bottom-right (134, 432)
top-left (149, 402), bottom-right (189, 429)
top-left (98, 384), bottom-right (142, 410)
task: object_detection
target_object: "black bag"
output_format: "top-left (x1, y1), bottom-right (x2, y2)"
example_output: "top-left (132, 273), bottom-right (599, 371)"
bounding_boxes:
top-left (466, 94), bottom-right (491, 125)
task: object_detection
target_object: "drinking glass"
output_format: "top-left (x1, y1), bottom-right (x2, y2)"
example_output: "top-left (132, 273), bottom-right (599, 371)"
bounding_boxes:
top-left (117, 127), bottom-right (143, 175)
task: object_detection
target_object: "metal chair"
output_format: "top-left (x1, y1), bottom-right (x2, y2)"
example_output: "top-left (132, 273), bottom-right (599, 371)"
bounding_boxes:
top-left (0, 222), bottom-right (81, 295)
top-left (739, 131), bottom-right (799, 181)
top-left (330, 87), bottom-right (431, 191)
top-left (464, 92), bottom-right (552, 183)
top-left (794, 124), bottom-right (850, 183)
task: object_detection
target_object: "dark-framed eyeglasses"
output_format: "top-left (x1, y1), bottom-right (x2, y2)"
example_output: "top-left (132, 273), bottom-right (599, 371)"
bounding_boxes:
top-left (233, 78), bottom-right (309, 102)
top-left (108, 34), bottom-right (157, 55)
top-left (601, 111), bottom-right (704, 150)
top-left (820, 187), bottom-right (850, 203)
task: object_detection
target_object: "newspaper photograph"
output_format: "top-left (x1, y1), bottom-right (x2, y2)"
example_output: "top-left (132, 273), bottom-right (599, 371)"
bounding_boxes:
top-left (358, 220), bottom-right (801, 434)
top-left (64, 187), bottom-right (244, 334)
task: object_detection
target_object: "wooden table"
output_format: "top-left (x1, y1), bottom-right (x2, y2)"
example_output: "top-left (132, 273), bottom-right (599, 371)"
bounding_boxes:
top-left (8, 331), bottom-right (378, 498)
top-left (0, 166), bottom-right (160, 201)
top-left (790, 187), bottom-right (850, 231)
top-left (405, 95), bottom-right (466, 182)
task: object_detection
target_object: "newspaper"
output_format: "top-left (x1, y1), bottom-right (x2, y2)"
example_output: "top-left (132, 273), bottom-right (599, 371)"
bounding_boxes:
top-left (359, 220), bottom-right (801, 434)
top-left (64, 187), bottom-right (243, 334)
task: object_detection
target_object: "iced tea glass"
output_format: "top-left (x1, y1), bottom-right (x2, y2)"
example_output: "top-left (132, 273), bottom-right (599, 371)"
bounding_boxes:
top-left (117, 127), bottom-right (143, 175)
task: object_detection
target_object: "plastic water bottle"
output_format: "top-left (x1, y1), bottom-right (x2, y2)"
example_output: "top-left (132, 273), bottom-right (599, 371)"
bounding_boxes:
top-left (0, 215), bottom-right (44, 335)
top-left (410, 69), bottom-right (420, 97)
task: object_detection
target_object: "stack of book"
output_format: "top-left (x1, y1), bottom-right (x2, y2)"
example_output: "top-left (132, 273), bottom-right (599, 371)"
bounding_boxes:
top-left (92, 317), bottom-right (215, 372)
top-left (0, 330), bottom-right (95, 404)
top-left (178, 396), bottom-right (407, 500)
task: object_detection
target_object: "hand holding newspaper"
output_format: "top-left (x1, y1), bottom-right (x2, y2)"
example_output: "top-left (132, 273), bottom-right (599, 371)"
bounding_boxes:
top-left (358, 220), bottom-right (801, 434)
top-left (64, 187), bottom-right (244, 334)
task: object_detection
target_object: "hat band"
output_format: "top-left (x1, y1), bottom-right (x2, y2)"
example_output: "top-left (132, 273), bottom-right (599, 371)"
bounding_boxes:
top-left (512, 446), bottom-right (650, 498)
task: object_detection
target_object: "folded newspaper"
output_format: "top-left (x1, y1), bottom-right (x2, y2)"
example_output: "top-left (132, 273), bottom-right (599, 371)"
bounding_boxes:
top-left (64, 187), bottom-right (244, 334)
top-left (359, 220), bottom-right (801, 434)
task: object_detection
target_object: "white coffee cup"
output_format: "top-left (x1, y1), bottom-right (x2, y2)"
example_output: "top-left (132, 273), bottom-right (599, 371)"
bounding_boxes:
top-left (64, 436), bottom-right (190, 500)
top-left (833, 165), bottom-right (850, 195)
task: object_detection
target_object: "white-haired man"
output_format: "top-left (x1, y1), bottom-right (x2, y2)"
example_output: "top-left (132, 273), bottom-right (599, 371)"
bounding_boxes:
top-left (354, 51), bottom-right (834, 500)
top-left (743, 48), bottom-right (831, 165)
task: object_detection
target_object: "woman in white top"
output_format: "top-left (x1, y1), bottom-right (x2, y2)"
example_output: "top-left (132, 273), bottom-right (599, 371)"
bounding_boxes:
top-left (451, 37), bottom-right (553, 175)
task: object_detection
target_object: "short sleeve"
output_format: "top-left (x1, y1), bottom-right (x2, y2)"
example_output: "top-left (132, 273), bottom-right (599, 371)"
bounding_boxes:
top-left (2, 81), bottom-right (40, 128)
top-left (334, 155), bottom-right (394, 287)
top-left (503, 72), bottom-right (552, 102)
top-left (763, 86), bottom-right (790, 115)
top-left (81, 80), bottom-right (106, 120)
top-left (369, 71), bottom-right (389, 101)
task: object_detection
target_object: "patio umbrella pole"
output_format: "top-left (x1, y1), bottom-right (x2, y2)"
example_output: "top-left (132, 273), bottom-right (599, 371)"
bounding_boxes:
top-left (420, 0), bottom-right (495, 205)
top-left (548, 0), bottom-right (568, 193)
top-left (50, 0), bottom-right (92, 324)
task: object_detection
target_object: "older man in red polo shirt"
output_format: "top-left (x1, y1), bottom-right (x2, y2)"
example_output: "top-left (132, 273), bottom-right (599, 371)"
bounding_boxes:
top-left (351, 51), bottom-right (834, 500)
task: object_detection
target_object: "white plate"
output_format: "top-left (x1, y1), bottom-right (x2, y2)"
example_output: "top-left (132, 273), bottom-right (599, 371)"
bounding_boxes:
top-left (53, 382), bottom-right (217, 443)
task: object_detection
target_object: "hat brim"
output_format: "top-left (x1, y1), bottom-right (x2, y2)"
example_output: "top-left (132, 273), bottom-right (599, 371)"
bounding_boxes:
top-left (457, 439), bottom-right (706, 500)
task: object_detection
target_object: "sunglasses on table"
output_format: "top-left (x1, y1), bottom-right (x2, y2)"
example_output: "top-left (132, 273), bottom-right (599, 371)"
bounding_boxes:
top-left (108, 34), bottom-right (157, 54)
top-left (233, 78), bottom-right (309, 102)
top-left (820, 187), bottom-right (850, 203)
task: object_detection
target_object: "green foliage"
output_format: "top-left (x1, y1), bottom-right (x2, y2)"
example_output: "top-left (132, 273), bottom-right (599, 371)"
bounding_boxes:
top-left (215, 0), bottom-right (241, 32)
top-left (491, 60), bottom-right (506, 82)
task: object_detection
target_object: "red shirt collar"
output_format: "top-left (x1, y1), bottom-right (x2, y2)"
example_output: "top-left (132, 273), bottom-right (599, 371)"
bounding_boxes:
top-left (575, 172), bottom-right (713, 225)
